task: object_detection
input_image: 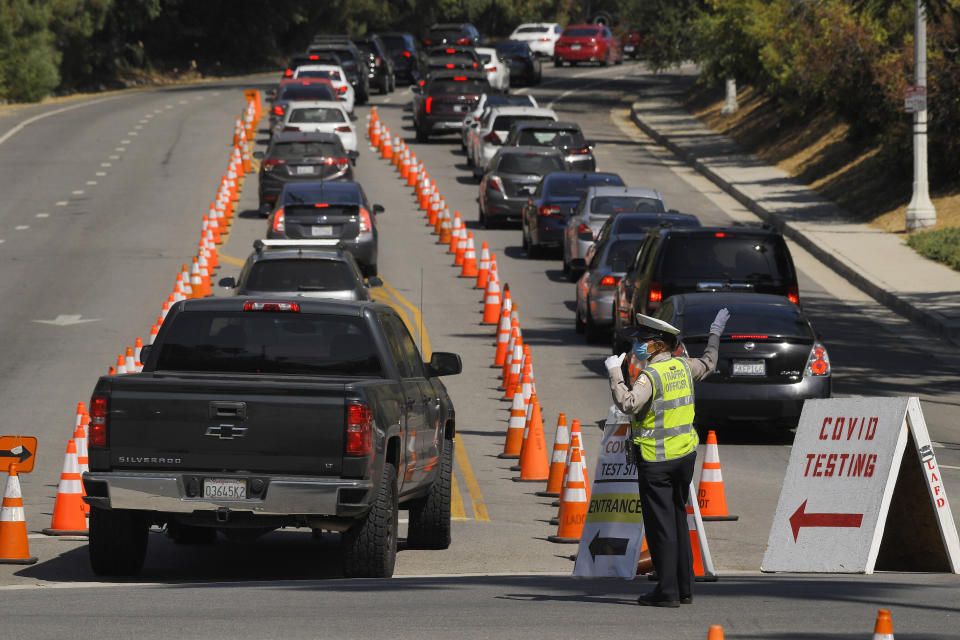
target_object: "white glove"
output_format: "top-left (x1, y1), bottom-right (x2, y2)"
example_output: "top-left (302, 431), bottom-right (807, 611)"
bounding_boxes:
top-left (710, 308), bottom-right (731, 336)
top-left (604, 353), bottom-right (626, 372)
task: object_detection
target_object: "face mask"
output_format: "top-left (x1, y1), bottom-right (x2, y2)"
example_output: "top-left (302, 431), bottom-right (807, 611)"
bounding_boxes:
top-left (632, 340), bottom-right (649, 363)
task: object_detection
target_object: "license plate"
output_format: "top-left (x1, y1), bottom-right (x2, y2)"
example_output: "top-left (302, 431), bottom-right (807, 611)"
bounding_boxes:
top-left (453, 105), bottom-right (465, 112)
top-left (624, 45), bottom-right (635, 52)
top-left (295, 165), bottom-right (315, 175)
top-left (311, 225), bottom-right (334, 237)
top-left (571, 44), bottom-right (581, 51)
top-left (520, 185), bottom-right (536, 194)
top-left (732, 360), bottom-right (766, 377)
top-left (203, 478), bottom-right (246, 500)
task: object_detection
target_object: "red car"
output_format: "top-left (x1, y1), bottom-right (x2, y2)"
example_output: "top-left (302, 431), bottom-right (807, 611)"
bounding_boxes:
top-left (554, 24), bottom-right (622, 67)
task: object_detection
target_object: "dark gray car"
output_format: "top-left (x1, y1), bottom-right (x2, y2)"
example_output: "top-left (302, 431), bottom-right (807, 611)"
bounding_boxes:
top-left (575, 232), bottom-right (646, 341)
top-left (477, 146), bottom-right (565, 227)
top-left (503, 120), bottom-right (595, 171)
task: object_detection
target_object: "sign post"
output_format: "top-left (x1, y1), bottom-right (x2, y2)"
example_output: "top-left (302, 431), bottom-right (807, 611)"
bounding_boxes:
top-left (762, 397), bottom-right (959, 573)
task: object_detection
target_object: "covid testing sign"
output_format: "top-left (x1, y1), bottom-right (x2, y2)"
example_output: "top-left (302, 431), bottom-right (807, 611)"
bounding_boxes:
top-left (763, 397), bottom-right (960, 573)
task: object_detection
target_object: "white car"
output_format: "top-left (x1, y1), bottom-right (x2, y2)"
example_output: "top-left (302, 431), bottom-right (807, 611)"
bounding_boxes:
top-left (469, 106), bottom-right (557, 178)
top-left (474, 47), bottom-right (510, 92)
top-left (292, 64), bottom-right (355, 113)
top-left (508, 23), bottom-right (562, 58)
top-left (276, 100), bottom-right (358, 153)
top-left (460, 93), bottom-right (538, 151)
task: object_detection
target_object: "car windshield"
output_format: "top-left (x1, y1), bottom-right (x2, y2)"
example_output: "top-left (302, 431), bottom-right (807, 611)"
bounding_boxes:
top-left (661, 235), bottom-right (792, 281)
top-left (296, 69), bottom-right (342, 81)
top-left (289, 108), bottom-right (346, 124)
top-left (496, 42), bottom-right (529, 55)
top-left (681, 304), bottom-right (811, 338)
top-left (270, 141), bottom-right (342, 158)
top-left (380, 35), bottom-right (410, 52)
top-left (613, 215), bottom-right (700, 234)
top-left (493, 115), bottom-right (552, 132)
top-left (517, 26), bottom-right (549, 33)
top-left (564, 28), bottom-right (600, 37)
top-left (245, 259), bottom-right (357, 292)
top-left (497, 154), bottom-right (564, 174)
top-left (606, 240), bottom-right (644, 272)
top-left (591, 196), bottom-right (664, 214)
top-left (155, 312), bottom-right (383, 376)
top-left (516, 128), bottom-right (584, 148)
top-left (430, 80), bottom-right (486, 94)
top-left (279, 86), bottom-right (336, 101)
top-left (544, 174), bottom-right (623, 197)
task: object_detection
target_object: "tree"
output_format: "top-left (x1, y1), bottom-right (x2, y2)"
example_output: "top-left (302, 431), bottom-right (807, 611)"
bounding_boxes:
top-left (0, 0), bottom-right (60, 101)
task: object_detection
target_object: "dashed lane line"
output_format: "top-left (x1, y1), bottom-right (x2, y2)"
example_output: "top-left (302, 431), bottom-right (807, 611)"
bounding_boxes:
top-left (0, 96), bottom-right (120, 147)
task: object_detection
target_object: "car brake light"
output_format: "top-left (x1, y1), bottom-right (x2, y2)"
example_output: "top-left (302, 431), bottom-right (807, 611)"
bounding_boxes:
top-left (244, 301), bottom-right (300, 312)
top-left (336, 85), bottom-right (348, 93)
top-left (322, 157), bottom-right (350, 166)
top-left (309, 55), bottom-right (319, 60)
top-left (715, 232), bottom-right (726, 238)
top-left (538, 205), bottom-right (560, 217)
top-left (805, 344), bottom-right (830, 377)
top-left (283, 126), bottom-right (300, 132)
top-left (569, 146), bottom-right (590, 155)
top-left (599, 275), bottom-right (620, 287)
top-left (263, 158), bottom-right (287, 172)
top-left (577, 223), bottom-right (592, 239)
top-left (402, 51), bottom-right (412, 58)
top-left (488, 175), bottom-right (504, 193)
top-left (313, 203), bottom-right (329, 207)
top-left (359, 207), bottom-right (372, 232)
top-left (418, 79), bottom-right (426, 87)
top-left (345, 402), bottom-right (373, 456)
top-left (425, 96), bottom-right (433, 114)
top-left (335, 125), bottom-right (352, 133)
top-left (273, 105), bottom-right (284, 116)
top-left (539, 37), bottom-right (551, 41)
top-left (453, 76), bottom-right (467, 81)
top-left (731, 335), bottom-right (768, 339)
top-left (284, 69), bottom-right (293, 77)
top-left (445, 48), bottom-right (456, 53)
top-left (457, 38), bottom-right (469, 44)
top-left (648, 281), bottom-right (662, 309)
top-left (486, 66), bottom-right (496, 72)
top-left (483, 131), bottom-right (501, 144)
top-left (788, 285), bottom-right (800, 305)
top-left (272, 208), bottom-right (285, 232)
top-left (445, 63), bottom-right (455, 69)
top-left (423, 39), bottom-right (432, 45)
top-left (89, 394), bottom-right (108, 448)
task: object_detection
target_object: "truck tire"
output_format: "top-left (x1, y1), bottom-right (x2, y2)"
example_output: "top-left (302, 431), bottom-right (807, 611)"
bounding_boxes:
top-left (406, 439), bottom-right (453, 550)
top-left (342, 462), bottom-right (398, 578)
top-left (89, 507), bottom-right (149, 576)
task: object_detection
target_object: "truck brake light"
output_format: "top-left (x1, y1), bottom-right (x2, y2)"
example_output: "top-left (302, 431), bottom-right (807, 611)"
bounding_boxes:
top-left (346, 402), bottom-right (373, 456)
top-left (788, 285), bottom-right (800, 305)
top-left (89, 394), bottom-right (109, 448)
top-left (647, 281), bottom-right (662, 309)
top-left (425, 96), bottom-right (433, 114)
top-left (243, 301), bottom-right (300, 312)
top-left (272, 208), bottom-right (285, 233)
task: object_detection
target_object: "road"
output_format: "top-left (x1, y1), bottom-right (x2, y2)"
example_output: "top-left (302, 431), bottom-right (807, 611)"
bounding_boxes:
top-left (0, 62), bottom-right (956, 638)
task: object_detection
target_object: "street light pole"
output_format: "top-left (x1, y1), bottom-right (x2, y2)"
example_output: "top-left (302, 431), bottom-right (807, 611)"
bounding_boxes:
top-left (905, 0), bottom-right (937, 231)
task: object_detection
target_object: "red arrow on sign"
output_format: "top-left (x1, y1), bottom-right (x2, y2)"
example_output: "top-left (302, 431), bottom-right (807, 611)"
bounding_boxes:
top-left (789, 499), bottom-right (863, 542)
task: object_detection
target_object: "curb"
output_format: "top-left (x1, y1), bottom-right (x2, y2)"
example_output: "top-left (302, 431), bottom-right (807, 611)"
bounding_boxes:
top-left (629, 102), bottom-right (960, 348)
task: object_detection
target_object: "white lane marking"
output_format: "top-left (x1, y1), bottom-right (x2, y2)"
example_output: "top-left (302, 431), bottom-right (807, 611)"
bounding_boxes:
top-left (0, 96), bottom-right (120, 147)
top-left (942, 465), bottom-right (960, 470)
top-left (547, 76), bottom-right (618, 109)
top-left (144, 114), bottom-right (154, 118)
top-left (95, 171), bottom-right (106, 176)
top-left (15, 225), bottom-right (29, 230)
top-left (109, 155), bottom-right (120, 160)
top-left (0, 239), bottom-right (5, 245)
top-left (55, 201), bottom-right (68, 206)
top-left (33, 314), bottom-right (100, 326)
top-left (134, 125), bottom-right (143, 130)
top-left (153, 109), bottom-right (162, 114)
top-left (165, 104), bottom-right (174, 109)
top-left (72, 190), bottom-right (84, 195)
top-left (36, 213), bottom-right (49, 218)
top-left (212, 91), bottom-right (221, 96)
top-left (115, 147), bottom-right (125, 152)
top-left (100, 162), bottom-right (111, 167)
top-left (127, 131), bottom-right (138, 136)
top-left (121, 139), bottom-right (131, 144)
top-left (178, 100), bottom-right (188, 104)
top-left (86, 181), bottom-right (97, 185)
top-left (139, 119), bottom-right (148, 123)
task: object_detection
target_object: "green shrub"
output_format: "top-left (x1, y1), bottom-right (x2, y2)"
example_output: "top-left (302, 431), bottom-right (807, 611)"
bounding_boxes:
top-left (0, 0), bottom-right (60, 102)
top-left (906, 227), bottom-right (960, 271)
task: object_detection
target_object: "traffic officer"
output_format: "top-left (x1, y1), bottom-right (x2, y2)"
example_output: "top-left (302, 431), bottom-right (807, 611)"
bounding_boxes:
top-left (604, 309), bottom-right (729, 607)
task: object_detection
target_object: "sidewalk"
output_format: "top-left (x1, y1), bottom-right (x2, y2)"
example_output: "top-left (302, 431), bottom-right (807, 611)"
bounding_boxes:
top-left (630, 88), bottom-right (960, 347)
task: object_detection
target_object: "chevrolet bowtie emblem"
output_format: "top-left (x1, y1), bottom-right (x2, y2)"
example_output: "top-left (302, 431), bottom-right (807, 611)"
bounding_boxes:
top-left (205, 425), bottom-right (248, 440)
top-left (744, 342), bottom-right (756, 351)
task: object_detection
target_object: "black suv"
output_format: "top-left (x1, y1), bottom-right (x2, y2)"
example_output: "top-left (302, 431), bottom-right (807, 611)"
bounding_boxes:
top-left (611, 226), bottom-right (800, 352)
top-left (423, 23), bottom-right (482, 46)
top-left (354, 35), bottom-right (396, 94)
top-left (256, 131), bottom-right (357, 210)
top-left (377, 32), bottom-right (422, 85)
top-left (307, 37), bottom-right (370, 104)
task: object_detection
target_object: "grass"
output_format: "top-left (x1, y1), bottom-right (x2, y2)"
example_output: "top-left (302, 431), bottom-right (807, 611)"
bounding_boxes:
top-left (906, 227), bottom-right (960, 270)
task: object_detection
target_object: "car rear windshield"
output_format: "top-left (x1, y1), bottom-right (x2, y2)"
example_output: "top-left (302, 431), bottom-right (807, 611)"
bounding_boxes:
top-left (661, 235), bottom-right (792, 281)
top-left (245, 259), bottom-right (357, 293)
top-left (155, 312), bottom-right (382, 376)
top-left (283, 187), bottom-right (361, 206)
top-left (493, 115), bottom-right (552, 131)
top-left (428, 30), bottom-right (466, 41)
top-left (380, 35), bottom-right (411, 51)
top-left (613, 215), bottom-right (700, 234)
top-left (289, 107), bottom-right (346, 124)
top-left (486, 94), bottom-right (534, 107)
top-left (591, 196), bottom-right (664, 214)
top-left (681, 304), bottom-right (811, 338)
top-left (270, 141), bottom-right (342, 158)
top-left (563, 28), bottom-right (600, 37)
top-left (606, 239), bottom-right (644, 272)
top-left (545, 174), bottom-right (624, 197)
top-left (496, 42), bottom-right (529, 55)
top-left (317, 48), bottom-right (357, 63)
top-left (430, 80), bottom-right (486, 94)
top-left (516, 128), bottom-right (584, 148)
top-left (279, 86), bottom-right (336, 101)
top-left (296, 69), bottom-right (342, 81)
top-left (497, 154), bottom-right (564, 174)
top-left (517, 26), bottom-right (549, 33)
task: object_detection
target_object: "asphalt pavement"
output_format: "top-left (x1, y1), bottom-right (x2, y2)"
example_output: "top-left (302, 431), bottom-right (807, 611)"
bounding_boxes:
top-left (0, 61), bottom-right (956, 638)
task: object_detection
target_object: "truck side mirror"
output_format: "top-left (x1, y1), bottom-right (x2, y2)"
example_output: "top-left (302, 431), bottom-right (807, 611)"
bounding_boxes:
top-left (426, 352), bottom-right (462, 377)
top-left (139, 345), bottom-right (153, 365)
top-left (218, 277), bottom-right (237, 288)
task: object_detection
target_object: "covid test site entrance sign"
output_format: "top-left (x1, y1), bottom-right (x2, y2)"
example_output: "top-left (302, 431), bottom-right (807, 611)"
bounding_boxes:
top-left (763, 397), bottom-right (959, 573)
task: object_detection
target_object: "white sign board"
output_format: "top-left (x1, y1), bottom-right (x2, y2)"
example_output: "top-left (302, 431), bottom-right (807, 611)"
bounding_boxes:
top-left (574, 408), bottom-right (645, 578)
top-left (763, 397), bottom-right (960, 573)
top-left (905, 85), bottom-right (927, 113)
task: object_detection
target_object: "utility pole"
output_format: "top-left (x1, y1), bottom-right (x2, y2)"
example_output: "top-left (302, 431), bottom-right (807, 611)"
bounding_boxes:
top-left (905, 0), bottom-right (937, 232)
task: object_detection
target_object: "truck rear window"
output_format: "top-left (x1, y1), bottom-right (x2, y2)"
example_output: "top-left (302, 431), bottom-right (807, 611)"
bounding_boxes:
top-left (155, 312), bottom-right (382, 376)
top-left (661, 236), bottom-right (792, 281)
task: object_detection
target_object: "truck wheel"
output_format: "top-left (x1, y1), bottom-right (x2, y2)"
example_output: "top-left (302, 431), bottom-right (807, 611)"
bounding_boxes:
top-left (406, 439), bottom-right (453, 550)
top-left (89, 507), bottom-right (149, 576)
top-left (342, 462), bottom-right (398, 578)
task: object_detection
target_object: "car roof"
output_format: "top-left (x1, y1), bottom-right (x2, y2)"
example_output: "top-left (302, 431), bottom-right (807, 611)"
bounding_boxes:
top-left (586, 186), bottom-right (662, 199)
top-left (177, 296), bottom-right (388, 317)
top-left (251, 246), bottom-right (348, 261)
top-left (497, 145), bottom-right (564, 156)
top-left (271, 131), bottom-right (341, 143)
top-left (610, 212), bottom-right (701, 229)
top-left (278, 78), bottom-right (335, 87)
top-left (543, 171), bottom-right (622, 180)
top-left (293, 64), bottom-right (344, 72)
top-left (515, 22), bottom-right (558, 28)
top-left (474, 46), bottom-right (497, 54)
top-left (284, 100), bottom-right (347, 110)
top-left (667, 292), bottom-right (801, 310)
top-left (653, 225), bottom-right (782, 238)
top-left (564, 24), bottom-right (602, 30)
top-left (487, 106), bottom-right (555, 116)
top-left (512, 120), bottom-right (581, 131)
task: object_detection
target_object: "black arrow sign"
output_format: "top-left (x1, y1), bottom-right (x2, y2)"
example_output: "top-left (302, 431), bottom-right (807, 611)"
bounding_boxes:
top-left (588, 531), bottom-right (629, 561)
top-left (0, 447), bottom-right (32, 464)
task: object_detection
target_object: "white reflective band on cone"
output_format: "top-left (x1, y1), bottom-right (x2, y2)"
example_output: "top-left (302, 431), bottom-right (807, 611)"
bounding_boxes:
top-left (0, 507), bottom-right (25, 522)
top-left (700, 468), bottom-right (723, 483)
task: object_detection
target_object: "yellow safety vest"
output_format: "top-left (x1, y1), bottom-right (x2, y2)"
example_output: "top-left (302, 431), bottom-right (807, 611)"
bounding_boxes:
top-left (631, 358), bottom-right (698, 462)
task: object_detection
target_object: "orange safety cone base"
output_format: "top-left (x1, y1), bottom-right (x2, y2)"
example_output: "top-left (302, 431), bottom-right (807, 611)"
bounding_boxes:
top-left (535, 490), bottom-right (560, 497)
top-left (546, 534), bottom-right (580, 544)
top-left (0, 555), bottom-right (37, 564)
top-left (702, 514), bottom-right (739, 522)
top-left (497, 453), bottom-right (519, 459)
top-left (42, 526), bottom-right (88, 536)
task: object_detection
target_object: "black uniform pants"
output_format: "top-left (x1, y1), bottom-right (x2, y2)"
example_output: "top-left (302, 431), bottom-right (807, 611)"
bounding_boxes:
top-left (635, 449), bottom-right (696, 601)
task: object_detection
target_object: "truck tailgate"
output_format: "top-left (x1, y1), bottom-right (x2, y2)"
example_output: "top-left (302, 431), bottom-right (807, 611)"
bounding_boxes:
top-left (106, 375), bottom-right (348, 475)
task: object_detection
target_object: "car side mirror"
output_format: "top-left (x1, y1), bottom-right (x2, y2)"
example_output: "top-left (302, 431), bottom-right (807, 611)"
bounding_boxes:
top-left (253, 151), bottom-right (264, 159)
top-left (348, 150), bottom-right (359, 165)
top-left (426, 351), bottom-right (462, 377)
top-left (586, 142), bottom-right (596, 150)
top-left (571, 258), bottom-right (587, 270)
top-left (139, 344), bottom-right (153, 365)
top-left (366, 276), bottom-right (383, 287)
top-left (218, 276), bottom-right (237, 288)
top-left (373, 204), bottom-right (385, 214)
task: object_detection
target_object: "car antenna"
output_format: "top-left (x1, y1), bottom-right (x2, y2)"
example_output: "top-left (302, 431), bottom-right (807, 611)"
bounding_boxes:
top-left (419, 266), bottom-right (425, 357)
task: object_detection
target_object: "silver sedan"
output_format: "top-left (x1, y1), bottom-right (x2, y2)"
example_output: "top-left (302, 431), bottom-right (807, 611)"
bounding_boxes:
top-left (575, 233), bottom-right (646, 341)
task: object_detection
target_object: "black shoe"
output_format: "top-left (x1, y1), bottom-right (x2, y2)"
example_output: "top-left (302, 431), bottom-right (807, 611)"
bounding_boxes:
top-left (637, 592), bottom-right (680, 608)
top-left (680, 595), bottom-right (693, 605)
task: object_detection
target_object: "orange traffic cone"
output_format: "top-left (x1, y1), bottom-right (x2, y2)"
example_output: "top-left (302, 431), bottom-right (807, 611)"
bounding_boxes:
top-left (74, 418), bottom-right (90, 515)
top-left (449, 212), bottom-right (463, 253)
top-left (438, 212), bottom-right (452, 244)
top-left (504, 338), bottom-right (522, 398)
top-left (698, 430), bottom-right (738, 521)
top-left (537, 414), bottom-right (570, 497)
top-left (508, 371), bottom-right (534, 471)
top-left (0, 465), bottom-right (37, 564)
top-left (686, 504), bottom-right (706, 577)
top-left (459, 234), bottom-right (477, 275)
top-left (499, 382), bottom-right (527, 459)
top-left (454, 226), bottom-right (467, 266)
top-left (873, 609), bottom-right (894, 639)
top-left (382, 130), bottom-right (393, 159)
top-left (494, 305), bottom-right (512, 366)
top-left (482, 275), bottom-right (501, 324)
top-left (371, 120), bottom-right (381, 148)
top-left (552, 421), bottom-right (585, 513)
top-left (44, 439), bottom-right (88, 535)
top-left (707, 626), bottom-right (724, 640)
top-left (514, 401), bottom-right (549, 482)
top-left (548, 444), bottom-right (588, 543)
top-left (476, 242), bottom-right (491, 289)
